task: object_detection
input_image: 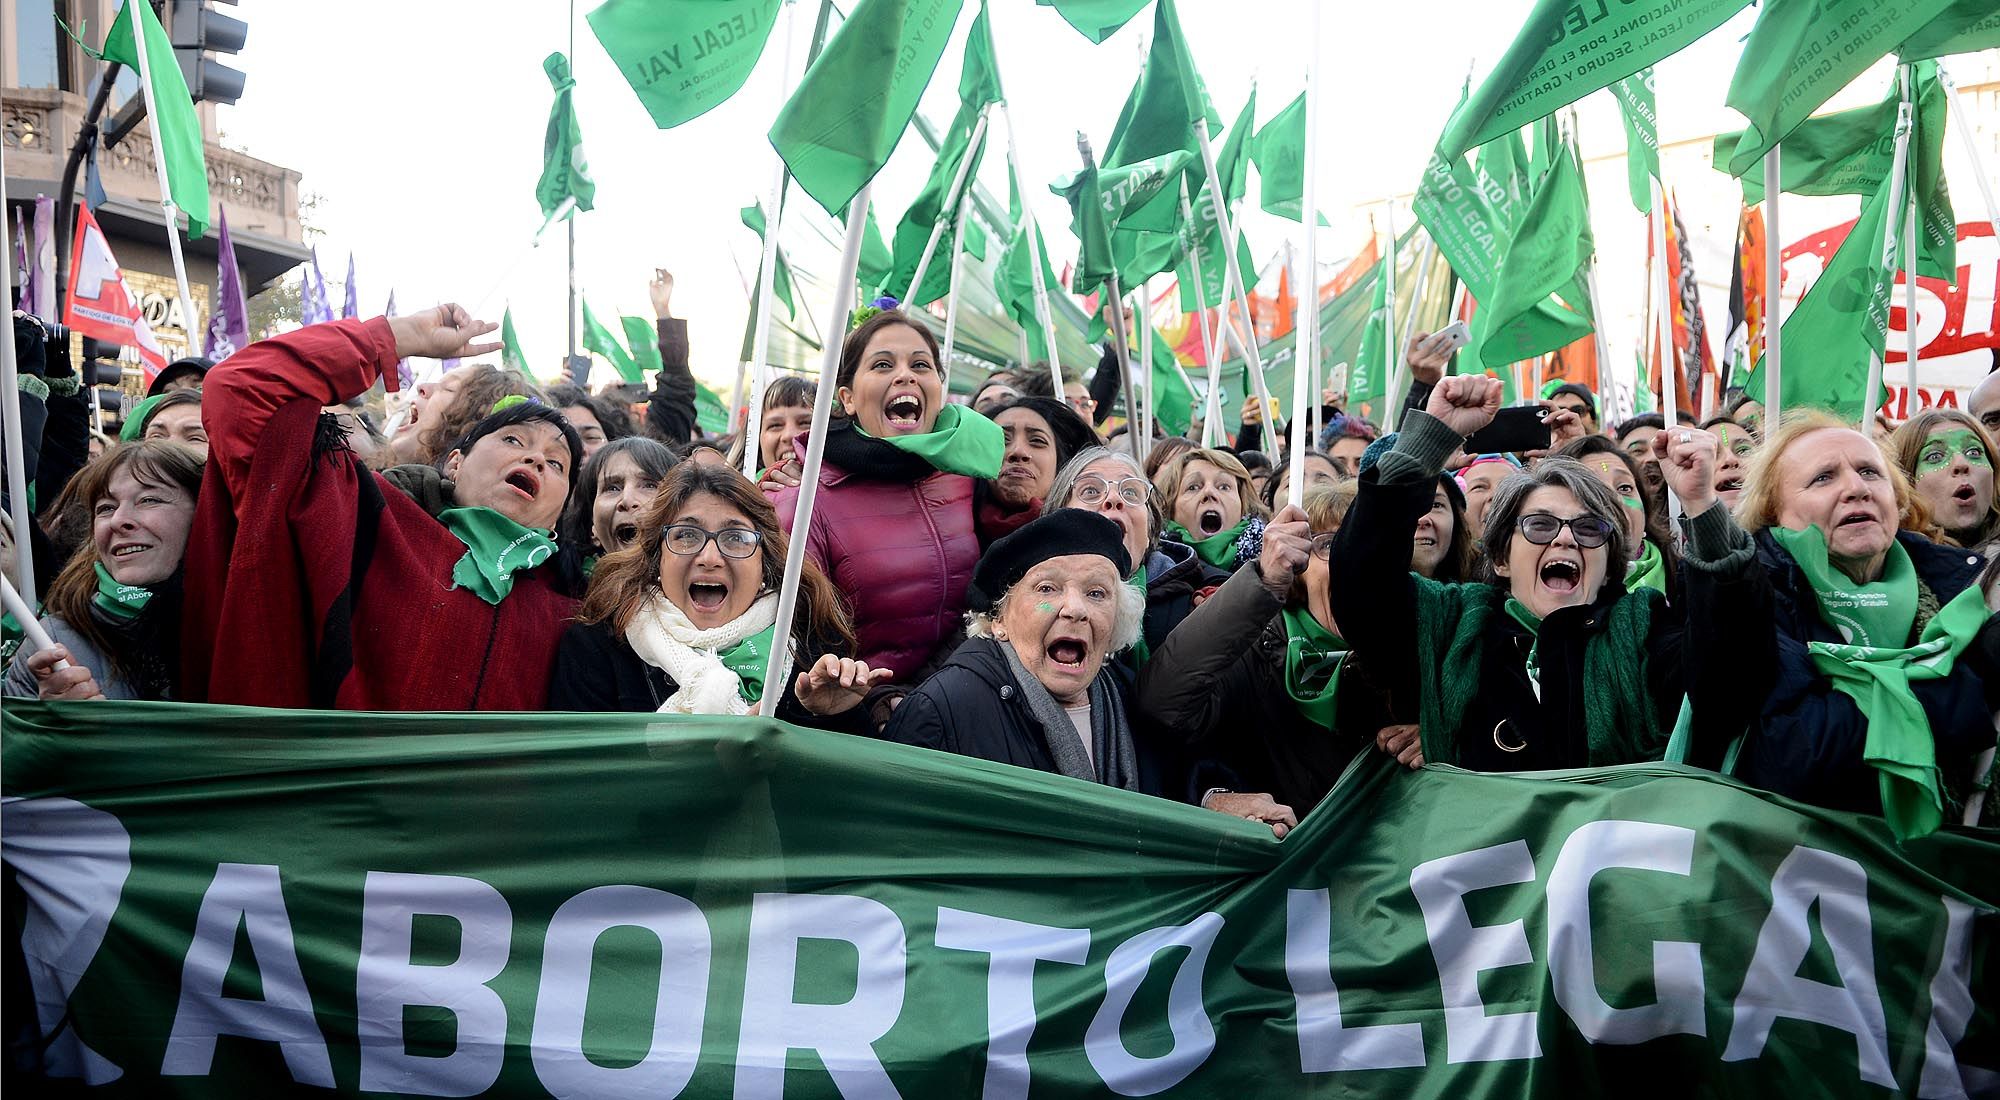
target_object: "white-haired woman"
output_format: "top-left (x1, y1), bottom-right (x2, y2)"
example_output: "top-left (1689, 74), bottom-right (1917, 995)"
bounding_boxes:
top-left (884, 510), bottom-right (1294, 834)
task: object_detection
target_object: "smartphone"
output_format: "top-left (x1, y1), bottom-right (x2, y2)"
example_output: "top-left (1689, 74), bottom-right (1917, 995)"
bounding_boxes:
top-left (567, 353), bottom-right (593, 389)
top-left (1462, 404), bottom-right (1551, 455)
top-left (1430, 320), bottom-right (1470, 351)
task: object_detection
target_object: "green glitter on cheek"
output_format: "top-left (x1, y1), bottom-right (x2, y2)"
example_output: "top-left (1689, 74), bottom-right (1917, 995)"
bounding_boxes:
top-left (1621, 496), bottom-right (1644, 510)
top-left (1037, 602), bottom-right (1055, 613)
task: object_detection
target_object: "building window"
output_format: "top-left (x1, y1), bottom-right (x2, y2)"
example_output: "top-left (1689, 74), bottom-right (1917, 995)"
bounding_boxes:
top-left (13, 0), bottom-right (71, 91)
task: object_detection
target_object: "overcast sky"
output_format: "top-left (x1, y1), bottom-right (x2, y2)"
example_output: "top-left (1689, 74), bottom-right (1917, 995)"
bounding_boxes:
top-left (212, 0), bottom-right (1991, 398)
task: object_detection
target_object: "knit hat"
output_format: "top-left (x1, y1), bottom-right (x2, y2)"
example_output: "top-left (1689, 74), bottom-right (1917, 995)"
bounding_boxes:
top-left (1546, 382), bottom-right (1597, 420)
top-left (968, 509), bottom-right (1131, 612)
top-left (1358, 431), bottom-right (1466, 510)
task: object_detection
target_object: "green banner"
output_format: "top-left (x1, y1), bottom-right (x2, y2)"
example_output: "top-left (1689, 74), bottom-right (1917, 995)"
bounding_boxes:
top-left (588, 0), bottom-right (781, 129)
top-left (7, 701), bottom-right (1997, 1097)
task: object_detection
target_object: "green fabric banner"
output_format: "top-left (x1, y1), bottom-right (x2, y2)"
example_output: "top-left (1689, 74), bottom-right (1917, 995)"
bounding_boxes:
top-left (99, 0), bottom-right (211, 237)
top-left (1214, 88), bottom-right (1257, 207)
top-left (1898, 0), bottom-right (2000, 60)
top-left (621, 314), bottom-right (663, 374)
top-left (581, 299), bottom-right (641, 383)
top-left (1481, 140), bottom-right (1596, 369)
top-left (1251, 90), bottom-right (1307, 221)
top-left (1610, 69), bottom-right (1658, 214)
top-left (588, 0), bottom-right (781, 129)
top-left (1034, 0), bottom-right (1149, 43)
top-left (5, 701), bottom-right (1997, 1096)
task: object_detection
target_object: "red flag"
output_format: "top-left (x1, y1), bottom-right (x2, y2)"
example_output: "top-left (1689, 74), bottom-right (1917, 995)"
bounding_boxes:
top-left (63, 204), bottom-right (167, 383)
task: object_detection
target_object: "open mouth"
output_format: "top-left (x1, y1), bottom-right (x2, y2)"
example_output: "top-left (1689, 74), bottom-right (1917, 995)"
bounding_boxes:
top-left (1539, 559), bottom-right (1582, 594)
top-left (612, 522), bottom-right (639, 547)
top-left (1715, 476), bottom-right (1744, 494)
top-left (1198, 508), bottom-right (1225, 536)
top-left (1953, 483), bottom-right (1977, 504)
top-left (1046, 637), bottom-right (1087, 669)
top-left (505, 469), bottom-right (540, 499)
top-left (687, 580), bottom-right (730, 613)
top-left (883, 393), bottom-right (925, 430)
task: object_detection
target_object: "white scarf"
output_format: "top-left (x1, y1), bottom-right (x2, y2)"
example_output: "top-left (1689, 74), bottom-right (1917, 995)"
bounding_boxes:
top-left (623, 589), bottom-right (780, 715)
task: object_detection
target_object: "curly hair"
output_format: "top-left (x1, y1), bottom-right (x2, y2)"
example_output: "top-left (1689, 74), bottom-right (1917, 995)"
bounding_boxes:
top-left (416, 365), bottom-right (544, 464)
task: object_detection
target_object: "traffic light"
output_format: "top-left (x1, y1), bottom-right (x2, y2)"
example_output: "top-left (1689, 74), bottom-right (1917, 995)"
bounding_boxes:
top-left (79, 338), bottom-right (123, 387)
top-left (168, 0), bottom-right (248, 107)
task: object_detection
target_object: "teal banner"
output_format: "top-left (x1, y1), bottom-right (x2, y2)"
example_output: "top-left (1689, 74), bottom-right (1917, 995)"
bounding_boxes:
top-left (4, 701), bottom-right (1997, 1096)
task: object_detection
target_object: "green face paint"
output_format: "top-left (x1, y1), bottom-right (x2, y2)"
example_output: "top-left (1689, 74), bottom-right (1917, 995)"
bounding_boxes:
top-left (1917, 429), bottom-right (1991, 477)
top-left (1621, 496), bottom-right (1644, 511)
top-left (1036, 602), bottom-right (1056, 613)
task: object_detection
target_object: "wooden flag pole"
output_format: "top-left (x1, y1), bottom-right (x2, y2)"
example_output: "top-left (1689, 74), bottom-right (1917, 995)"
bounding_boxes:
top-left (902, 106), bottom-right (991, 306)
top-left (1286, 0), bottom-right (1321, 507)
top-left (1194, 118), bottom-right (1274, 425)
top-left (126, 0), bottom-right (198, 365)
top-left (759, 180), bottom-right (874, 717)
top-left (1763, 147), bottom-right (1783, 428)
top-left (743, 0), bottom-right (803, 475)
top-left (0, 196), bottom-right (36, 604)
top-left (1862, 79), bottom-right (1916, 433)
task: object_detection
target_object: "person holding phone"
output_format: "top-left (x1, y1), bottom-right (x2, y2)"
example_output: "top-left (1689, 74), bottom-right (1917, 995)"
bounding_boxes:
top-left (1328, 376), bottom-right (1768, 772)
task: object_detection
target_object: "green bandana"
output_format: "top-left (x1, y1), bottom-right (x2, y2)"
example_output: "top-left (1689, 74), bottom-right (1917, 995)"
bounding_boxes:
top-left (1503, 598), bottom-right (1543, 700)
top-left (439, 508), bottom-right (558, 606)
top-left (1626, 540), bottom-right (1667, 594)
top-left (1166, 517), bottom-right (1251, 569)
top-left (1126, 565), bottom-right (1151, 666)
top-left (1282, 606), bottom-right (1346, 727)
top-left (1773, 525), bottom-right (1989, 840)
top-left (856, 403), bottom-right (1004, 479)
top-left (1915, 429), bottom-right (1991, 477)
top-left (119, 394), bottom-right (170, 442)
top-left (91, 562), bottom-right (153, 621)
top-left (717, 623), bottom-right (778, 705)
top-left (1769, 525), bottom-right (1916, 649)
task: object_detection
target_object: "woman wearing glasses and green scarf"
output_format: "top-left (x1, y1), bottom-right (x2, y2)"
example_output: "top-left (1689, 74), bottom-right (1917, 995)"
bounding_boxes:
top-left (551, 461), bottom-right (881, 728)
top-left (1329, 376), bottom-right (1770, 773)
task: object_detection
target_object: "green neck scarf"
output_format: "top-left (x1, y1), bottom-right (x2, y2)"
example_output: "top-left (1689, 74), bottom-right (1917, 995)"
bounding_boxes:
top-left (856, 403), bottom-right (1004, 479)
top-left (1126, 565), bottom-right (1151, 666)
top-left (1282, 606), bottom-right (1346, 727)
top-left (1769, 525), bottom-right (1916, 649)
top-left (1503, 598), bottom-right (1543, 700)
top-left (1414, 580), bottom-right (1666, 767)
top-left (1773, 526), bottom-right (1988, 840)
top-left (1166, 517), bottom-right (1251, 569)
top-left (438, 508), bottom-right (558, 606)
top-left (91, 562), bottom-right (153, 622)
top-left (1626, 540), bottom-right (1667, 594)
top-left (717, 623), bottom-right (778, 705)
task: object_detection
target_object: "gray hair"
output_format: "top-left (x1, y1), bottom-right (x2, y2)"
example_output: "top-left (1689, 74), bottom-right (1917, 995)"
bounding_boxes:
top-left (1479, 456), bottom-right (1632, 586)
top-left (964, 577), bottom-right (1147, 656)
top-left (1044, 446), bottom-right (1163, 566)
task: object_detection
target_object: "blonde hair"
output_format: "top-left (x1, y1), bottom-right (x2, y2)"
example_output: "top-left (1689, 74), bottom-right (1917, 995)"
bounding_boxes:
top-left (1887, 408), bottom-right (2000, 548)
top-left (1152, 447), bottom-right (1272, 523)
top-left (1303, 482), bottom-right (1355, 534)
top-left (1738, 408), bottom-right (1935, 537)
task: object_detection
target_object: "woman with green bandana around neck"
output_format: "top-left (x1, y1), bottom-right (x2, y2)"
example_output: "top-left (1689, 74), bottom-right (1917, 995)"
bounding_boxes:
top-left (1328, 375), bottom-right (1770, 774)
top-left (770, 310), bottom-right (1005, 702)
top-left (1890, 409), bottom-right (2000, 559)
top-left (1556, 435), bottom-right (1682, 598)
top-left (6, 442), bottom-right (202, 700)
top-left (1728, 410), bottom-right (2000, 837)
top-left (1152, 447), bottom-right (1270, 574)
top-left (550, 460), bottom-right (883, 727)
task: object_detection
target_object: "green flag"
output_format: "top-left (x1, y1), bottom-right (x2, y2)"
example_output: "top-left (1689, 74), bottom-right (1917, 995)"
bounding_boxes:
top-left (1175, 183), bottom-right (1255, 312)
top-left (888, 4), bottom-right (999, 306)
top-left (740, 203), bottom-right (797, 316)
top-left (769, 0), bottom-right (965, 215)
top-left (693, 380), bottom-right (730, 434)
top-left (1214, 88), bottom-right (1257, 206)
top-left (1719, 64), bottom-right (1956, 279)
top-left (1034, 0), bottom-right (1148, 42)
top-left (500, 306), bottom-right (531, 377)
top-left (1350, 249), bottom-right (1394, 410)
top-left (1100, 0), bottom-right (1220, 226)
top-left (1610, 69), bottom-right (1658, 214)
top-left (620, 315), bottom-right (662, 374)
top-left (1743, 168), bottom-right (1903, 421)
top-left (98, 0), bottom-right (210, 237)
top-left (535, 53), bottom-right (595, 223)
top-left (1250, 91), bottom-right (1308, 221)
top-left (582, 299), bottom-right (640, 383)
top-left (996, 177), bottom-right (1063, 359)
top-left (587, 0), bottom-right (781, 128)
top-left (1056, 152), bottom-right (1193, 297)
top-left (1481, 142), bottom-right (1596, 368)
top-left (957, 0), bottom-right (1002, 107)
top-left (1723, 0), bottom-right (1955, 175)
top-left (1436, 0), bottom-right (1748, 160)
top-left (1148, 327), bottom-right (1194, 434)
top-left (1899, 0), bottom-right (2000, 60)
top-left (858, 202), bottom-right (895, 297)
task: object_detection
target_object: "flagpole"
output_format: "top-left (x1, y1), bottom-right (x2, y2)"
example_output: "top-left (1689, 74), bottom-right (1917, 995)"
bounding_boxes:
top-left (743, 0), bottom-right (802, 474)
top-left (1582, 249), bottom-right (1615, 420)
top-left (1900, 64), bottom-right (1920, 413)
top-left (1763, 148), bottom-right (1783, 429)
top-left (0, 201), bottom-right (36, 605)
top-left (1193, 118), bottom-right (1274, 424)
top-left (1137, 282), bottom-right (1154, 458)
top-left (940, 195), bottom-right (970, 387)
top-left (1001, 103), bottom-right (1063, 396)
top-left (1938, 64), bottom-right (2000, 233)
top-left (1106, 272), bottom-right (1139, 455)
top-left (1651, 179), bottom-right (1677, 432)
top-left (1178, 178), bottom-right (1222, 447)
top-left (1287, 0), bottom-right (1321, 506)
top-left (1388, 235), bottom-right (1437, 427)
top-left (1381, 201), bottom-right (1399, 425)
top-left (902, 107), bottom-right (991, 305)
top-left (760, 180), bottom-right (873, 717)
top-left (1863, 82), bottom-right (1916, 433)
top-left (126, 0), bottom-right (199, 364)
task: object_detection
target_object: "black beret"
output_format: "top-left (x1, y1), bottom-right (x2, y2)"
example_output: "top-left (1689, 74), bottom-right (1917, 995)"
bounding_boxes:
top-left (967, 509), bottom-right (1131, 612)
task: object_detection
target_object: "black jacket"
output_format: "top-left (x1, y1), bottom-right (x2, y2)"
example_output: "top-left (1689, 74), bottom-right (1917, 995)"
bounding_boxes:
top-left (1138, 565), bottom-right (1394, 814)
top-left (1736, 529), bottom-right (1999, 816)
top-left (1139, 540), bottom-right (1227, 654)
top-left (545, 619), bottom-right (870, 735)
top-left (645, 318), bottom-right (700, 444)
top-left (883, 636), bottom-right (1194, 801)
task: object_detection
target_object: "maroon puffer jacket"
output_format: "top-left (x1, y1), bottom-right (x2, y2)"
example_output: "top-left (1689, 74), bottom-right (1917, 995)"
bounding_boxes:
top-left (773, 424), bottom-right (979, 683)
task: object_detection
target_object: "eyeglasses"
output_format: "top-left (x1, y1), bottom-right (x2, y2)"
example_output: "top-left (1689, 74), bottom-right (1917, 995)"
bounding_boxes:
top-left (1310, 532), bottom-right (1337, 560)
top-left (663, 524), bottom-right (763, 559)
top-left (1515, 512), bottom-right (1616, 548)
top-left (1073, 475), bottom-right (1150, 507)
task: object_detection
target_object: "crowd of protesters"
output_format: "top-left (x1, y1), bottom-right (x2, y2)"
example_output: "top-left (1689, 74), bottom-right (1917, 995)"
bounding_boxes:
top-left (6, 275), bottom-right (2000, 841)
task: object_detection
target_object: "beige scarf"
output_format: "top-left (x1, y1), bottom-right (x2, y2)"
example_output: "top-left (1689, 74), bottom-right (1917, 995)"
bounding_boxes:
top-left (623, 590), bottom-right (779, 715)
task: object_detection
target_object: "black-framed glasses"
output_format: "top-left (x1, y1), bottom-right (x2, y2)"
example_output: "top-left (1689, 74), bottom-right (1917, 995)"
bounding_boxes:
top-left (663, 524), bottom-right (763, 559)
top-left (1515, 512), bottom-right (1615, 548)
top-left (1310, 532), bottom-right (1337, 560)
top-left (1073, 475), bottom-right (1150, 507)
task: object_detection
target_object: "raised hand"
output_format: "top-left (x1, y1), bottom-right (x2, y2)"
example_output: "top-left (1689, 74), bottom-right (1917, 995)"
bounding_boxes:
top-left (1403, 330), bottom-right (1450, 387)
top-left (1423, 374), bottom-right (1504, 439)
top-left (649, 269), bottom-right (675, 320)
top-left (792, 654), bottom-right (893, 716)
top-left (388, 304), bottom-right (501, 361)
top-left (1256, 504), bottom-right (1313, 601)
top-left (1654, 425), bottom-right (1721, 516)
top-left (1239, 394), bottom-right (1265, 427)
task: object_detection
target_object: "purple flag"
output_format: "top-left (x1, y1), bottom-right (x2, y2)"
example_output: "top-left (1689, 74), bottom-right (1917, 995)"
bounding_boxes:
top-left (386, 289), bottom-right (412, 389)
top-left (203, 207), bottom-right (252, 360)
top-left (30, 195), bottom-right (55, 318)
top-left (13, 207), bottom-right (31, 312)
top-left (341, 252), bottom-right (358, 319)
top-left (300, 247), bottom-right (334, 326)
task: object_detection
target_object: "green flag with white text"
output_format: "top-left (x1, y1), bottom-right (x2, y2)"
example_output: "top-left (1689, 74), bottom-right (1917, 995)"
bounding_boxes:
top-left (11, 700), bottom-right (1995, 1098)
top-left (535, 52), bottom-right (595, 223)
top-left (1481, 141), bottom-right (1596, 368)
top-left (1100, 0), bottom-right (1220, 232)
top-left (98, 0), bottom-right (210, 237)
top-left (588, 0), bottom-right (781, 128)
top-left (1610, 69), bottom-right (1658, 214)
top-left (1898, 0), bottom-right (2000, 60)
top-left (582, 299), bottom-right (640, 383)
top-left (769, 0), bottom-right (965, 215)
top-left (1034, 0), bottom-right (1149, 42)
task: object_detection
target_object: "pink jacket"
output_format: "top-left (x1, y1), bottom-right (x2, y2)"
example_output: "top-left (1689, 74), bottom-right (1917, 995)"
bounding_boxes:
top-left (775, 456), bottom-right (979, 684)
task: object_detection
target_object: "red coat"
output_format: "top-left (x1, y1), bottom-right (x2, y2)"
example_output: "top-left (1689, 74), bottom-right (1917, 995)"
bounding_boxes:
top-left (181, 318), bottom-right (575, 711)
top-left (774, 427), bottom-right (979, 683)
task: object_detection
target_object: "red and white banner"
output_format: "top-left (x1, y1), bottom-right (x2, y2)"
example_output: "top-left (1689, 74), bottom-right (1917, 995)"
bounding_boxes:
top-left (62, 204), bottom-right (168, 384)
